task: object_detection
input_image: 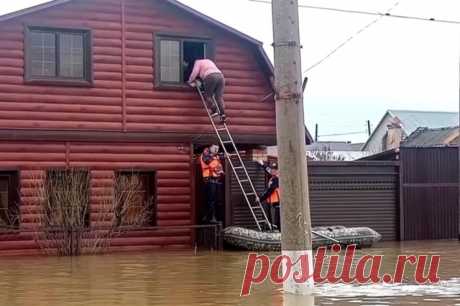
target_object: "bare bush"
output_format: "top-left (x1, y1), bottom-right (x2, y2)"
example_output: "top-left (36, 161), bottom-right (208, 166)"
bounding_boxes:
top-left (32, 170), bottom-right (151, 256)
top-left (88, 173), bottom-right (152, 255)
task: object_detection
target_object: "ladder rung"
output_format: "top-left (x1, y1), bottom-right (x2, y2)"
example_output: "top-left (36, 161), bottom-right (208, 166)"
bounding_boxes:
top-left (239, 179), bottom-right (249, 183)
top-left (222, 141), bottom-right (233, 144)
top-left (234, 166), bottom-right (244, 170)
top-left (245, 193), bottom-right (255, 196)
top-left (227, 153), bottom-right (238, 157)
top-left (210, 113), bottom-right (220, 118)
top-left (217, 128), bottom-right (227, 132)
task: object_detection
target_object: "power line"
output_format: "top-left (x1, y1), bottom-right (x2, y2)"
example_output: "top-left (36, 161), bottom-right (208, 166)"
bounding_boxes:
top-left (319, 131), bottom-right (368, 137)
top-left (248, 0), bottom-right (460, 25)
top-left (304, 0), bottom-right (400, 73)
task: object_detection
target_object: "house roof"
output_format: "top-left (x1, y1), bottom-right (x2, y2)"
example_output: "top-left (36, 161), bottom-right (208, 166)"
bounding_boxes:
top-left (402, 126), bottom-right (459, 147)
top-left (0, 0), bottom-right (273, 73)
top-left (362, 109), bottom-right (459, 150)
top-left (304, 126), bottom-right (314, 144)
top-left (358, 148), bottom-right (399, 161)
top-left (389, 110), bottom-right (459, 135)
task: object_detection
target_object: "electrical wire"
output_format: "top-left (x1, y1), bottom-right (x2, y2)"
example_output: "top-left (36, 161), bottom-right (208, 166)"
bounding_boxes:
top-left (304, 1), bottom-right (400, 73)
top-left (318, 131), bottom-right (368, 137)
top-left (248, 0), bottom-right (460, 25)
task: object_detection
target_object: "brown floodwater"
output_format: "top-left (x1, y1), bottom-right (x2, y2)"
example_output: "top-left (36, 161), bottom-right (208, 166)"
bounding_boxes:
top-left (0, 240), bottom-right (459, 306)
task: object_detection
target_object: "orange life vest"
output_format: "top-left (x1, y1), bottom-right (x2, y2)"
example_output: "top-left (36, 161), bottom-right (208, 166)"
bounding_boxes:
top-left (267, 176), bottom-right (280, 204)
top-left (200, 154), bottom-right (211, 178)
top-left (209, 158), bottom-right (223, 178)
top-left (201, 154), bottom-right (222, 179)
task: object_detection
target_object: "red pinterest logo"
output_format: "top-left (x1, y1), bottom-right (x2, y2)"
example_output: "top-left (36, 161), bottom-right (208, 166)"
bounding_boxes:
top-left (241, 244), bottom-right (441, 296)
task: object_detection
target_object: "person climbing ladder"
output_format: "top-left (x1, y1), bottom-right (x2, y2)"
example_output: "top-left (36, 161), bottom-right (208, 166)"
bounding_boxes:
top-left (191, 65), bottom-right (272, 231)
top-left (188, 59), bottom-right (227, 122)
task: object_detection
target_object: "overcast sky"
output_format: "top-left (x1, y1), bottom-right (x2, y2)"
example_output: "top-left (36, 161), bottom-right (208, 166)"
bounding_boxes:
top-left (1, 0), bottom-right (460, 143)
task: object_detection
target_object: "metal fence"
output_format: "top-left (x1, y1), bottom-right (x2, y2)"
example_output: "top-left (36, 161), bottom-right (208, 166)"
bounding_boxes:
top-left (400, 147), bottom-right (459, 240)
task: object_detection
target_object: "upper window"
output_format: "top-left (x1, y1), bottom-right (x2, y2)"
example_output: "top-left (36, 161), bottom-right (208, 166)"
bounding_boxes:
top-left (155, 35), bottom-right (211, 87)
top-left (25, 26), bottom-right (92, 85)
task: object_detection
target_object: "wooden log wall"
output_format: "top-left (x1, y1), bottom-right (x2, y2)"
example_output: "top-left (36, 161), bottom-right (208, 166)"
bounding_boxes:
top-left (0, 141), bottom-right (193, 255)
top-left (0, 0), bottom-right (276, 138)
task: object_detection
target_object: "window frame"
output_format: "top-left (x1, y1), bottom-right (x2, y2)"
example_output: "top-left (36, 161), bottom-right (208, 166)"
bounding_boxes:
top-left (0, 171), bottom-right (20, 230)
top-left (24, 25), bottom-right (93, 86)
top-left (115, 170), bottom-right (157, 227)
top-left (154, 33), bottom-right (214, 89)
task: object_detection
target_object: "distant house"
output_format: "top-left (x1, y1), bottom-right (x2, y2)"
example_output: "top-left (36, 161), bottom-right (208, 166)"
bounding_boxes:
top-left (265, 126), bottom-right (314, 159)
top-left (306, 141), bottom-right (370, 161)
top-left (267, 141), bottom-right (369, 161)
top-left (362, 110), bottom-right (459, 153)
top-left (402, 126), bottom-right (459, 147)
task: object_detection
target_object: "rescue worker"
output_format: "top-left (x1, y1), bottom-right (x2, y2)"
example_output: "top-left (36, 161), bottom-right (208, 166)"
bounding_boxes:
top-left (258, 161), bottom-right (281, 231)
top-left (187, 59), bottom-right (226, 122)
top-left (200, 144), bottom-right (224, 224)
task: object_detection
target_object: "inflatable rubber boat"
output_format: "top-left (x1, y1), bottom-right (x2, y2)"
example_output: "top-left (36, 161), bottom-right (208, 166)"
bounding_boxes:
top-left (223, 225), bottom-right (382, 252)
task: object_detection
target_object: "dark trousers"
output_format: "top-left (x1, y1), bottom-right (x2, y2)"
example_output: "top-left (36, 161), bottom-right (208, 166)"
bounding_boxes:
top-left (203, 73), bottom-right (225, 115)
top-left (203, 181), bottom-right (219, 222)
top-left (263, 202), bottom-right (281, 231)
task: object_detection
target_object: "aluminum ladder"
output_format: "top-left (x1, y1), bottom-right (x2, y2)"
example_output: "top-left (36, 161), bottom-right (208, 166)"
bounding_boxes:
top-left (195, 81), bottom-right (273, 232)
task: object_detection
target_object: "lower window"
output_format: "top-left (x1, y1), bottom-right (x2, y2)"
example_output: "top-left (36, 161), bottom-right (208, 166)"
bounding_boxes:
top-left (115, 171), bottom-right (156, 227)
top-left (0, 171), bottom-right (20, 229)
top-left (45, 169), bottom-right (90, 228)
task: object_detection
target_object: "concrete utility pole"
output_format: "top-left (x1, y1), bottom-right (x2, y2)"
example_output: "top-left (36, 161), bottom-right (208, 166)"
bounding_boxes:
top-left (271, 0), bottom-right (314, 296)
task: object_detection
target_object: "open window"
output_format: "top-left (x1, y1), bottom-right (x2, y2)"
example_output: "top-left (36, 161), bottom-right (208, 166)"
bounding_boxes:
top-left (156, 35), bottom-right (211, 87)
top-left (0, 171), bottom-right (20, 229)
top-left (115, 171), bottom-right (156, 227)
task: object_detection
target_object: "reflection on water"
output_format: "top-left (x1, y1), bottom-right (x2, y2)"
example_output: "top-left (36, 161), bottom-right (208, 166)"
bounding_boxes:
top-left (0, 240), bottom-right (459, 306)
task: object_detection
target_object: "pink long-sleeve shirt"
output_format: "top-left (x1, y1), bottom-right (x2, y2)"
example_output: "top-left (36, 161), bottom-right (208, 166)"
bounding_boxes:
top-left (188, 59), bottom-right (222, 83)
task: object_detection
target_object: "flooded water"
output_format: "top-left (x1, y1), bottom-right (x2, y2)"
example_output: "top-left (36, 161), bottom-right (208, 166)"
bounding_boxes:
top-left (0, 240), bottom-right (459, 306)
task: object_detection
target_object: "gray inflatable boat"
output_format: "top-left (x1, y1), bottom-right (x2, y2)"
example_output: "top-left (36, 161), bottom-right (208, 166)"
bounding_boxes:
top-left (223, 225), bottom-right (382, 252)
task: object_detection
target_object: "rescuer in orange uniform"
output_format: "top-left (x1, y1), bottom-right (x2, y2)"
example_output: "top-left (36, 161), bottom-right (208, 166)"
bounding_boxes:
top-left (258, 161), bottom-right (281, 231)
top-left (200, 144), bottom-right (224, 224)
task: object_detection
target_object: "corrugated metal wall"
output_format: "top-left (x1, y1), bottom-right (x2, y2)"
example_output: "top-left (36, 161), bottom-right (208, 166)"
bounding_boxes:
top-left (400, 147), bottom-right (459, 240)
top-left (228, 160), bottom-right (267, 229)
top-left (230, 161), bottom-right (400, 241)
top-left (309, 161), bottom-right (399, 241)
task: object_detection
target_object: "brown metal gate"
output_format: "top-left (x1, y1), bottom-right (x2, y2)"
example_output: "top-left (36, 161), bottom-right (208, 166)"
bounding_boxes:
top-left (309, 161), bottom-right (399, 241)
top-left (229, 160), bottom-right (400, 240)
top-left (400, 147), bottom-right (459, 240)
